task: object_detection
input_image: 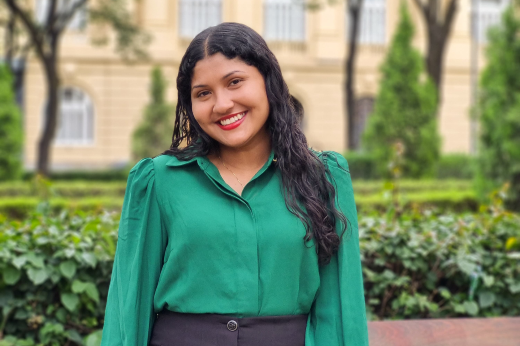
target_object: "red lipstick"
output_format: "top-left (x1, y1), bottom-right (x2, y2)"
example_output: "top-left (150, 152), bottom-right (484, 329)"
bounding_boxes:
top-left (216, 111), bottom-right (247, 131)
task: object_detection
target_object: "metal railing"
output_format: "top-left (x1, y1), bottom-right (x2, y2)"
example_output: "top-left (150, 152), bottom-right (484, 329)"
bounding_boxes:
top-left (179, 0), bottom-right (222, 39)
top-left (264, 0), bottom-right (306, 42)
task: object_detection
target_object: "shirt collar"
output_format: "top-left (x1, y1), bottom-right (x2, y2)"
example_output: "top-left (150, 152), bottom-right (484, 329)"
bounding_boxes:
top-left (164, 150), bottom-right (276, 173)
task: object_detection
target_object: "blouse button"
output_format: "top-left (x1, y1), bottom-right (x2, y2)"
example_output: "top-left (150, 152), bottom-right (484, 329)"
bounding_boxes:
top-left (227, 320), bottom-right (238, 332)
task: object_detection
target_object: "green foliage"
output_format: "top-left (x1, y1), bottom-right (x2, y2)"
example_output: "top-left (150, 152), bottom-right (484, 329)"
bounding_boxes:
top-left (23, 169), bottom-right (130, 182)
top-left (343, 151), bottom-right (380, 180)
top-left (0, 206), bottom-right (518, 342)
top-left (0, 209), bottom-right (119, 345)
top-left (362, 3), bottom-right (440, 178)
top-left (476, 6), bottom-right (520, 211)
top-left (0, 64), bottom-right (23, 181)
top-left (436, 154), bottom-right (476, 180)
top-left (361, 205), bottom-right (520, 320)
top-left (132, 66), bottom-right (174, 161)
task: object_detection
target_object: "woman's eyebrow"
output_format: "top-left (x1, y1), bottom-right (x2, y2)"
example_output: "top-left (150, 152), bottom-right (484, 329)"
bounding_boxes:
top-left (192, 70), bottom-right (245, 91)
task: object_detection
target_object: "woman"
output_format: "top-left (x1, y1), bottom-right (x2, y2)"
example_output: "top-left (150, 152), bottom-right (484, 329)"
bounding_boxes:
top-left (101, 22), bottom-right (368, 346)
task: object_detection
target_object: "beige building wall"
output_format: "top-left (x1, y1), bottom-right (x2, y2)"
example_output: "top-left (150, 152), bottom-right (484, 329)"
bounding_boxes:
top-left (20, 0), bottom-right (498, 170)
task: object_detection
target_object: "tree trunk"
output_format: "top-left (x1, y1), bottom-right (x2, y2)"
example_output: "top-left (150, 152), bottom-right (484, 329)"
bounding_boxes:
top-left (426, 27), bottom-right (446, 101)
top-left (346, 1), bottom-right (363, 150)
top-left (37, 36), bottom-right (61, 176)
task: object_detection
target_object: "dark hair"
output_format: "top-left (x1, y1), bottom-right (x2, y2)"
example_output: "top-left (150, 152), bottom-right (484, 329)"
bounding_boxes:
top-left (163, 22), bottom-right (348, 265)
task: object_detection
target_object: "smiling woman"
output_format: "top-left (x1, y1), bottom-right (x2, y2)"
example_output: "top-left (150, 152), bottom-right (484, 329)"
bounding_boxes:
top-left (100, 22), bottom-right (368, 346)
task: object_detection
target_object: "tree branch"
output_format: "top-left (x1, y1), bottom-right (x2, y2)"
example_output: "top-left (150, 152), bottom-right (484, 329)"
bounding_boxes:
top-left (4, 0), bottom-right (47, 60)
top-left (442, 0), bottom-right (458, 40)
top-left (55, 0), bottom-right (88, 33)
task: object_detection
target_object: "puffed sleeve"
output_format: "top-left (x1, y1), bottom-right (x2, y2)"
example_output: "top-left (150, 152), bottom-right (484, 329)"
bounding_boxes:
top-left (101, 158), bottom-right (167, 346)
top-left (305, 152), bottom-right (369, 346)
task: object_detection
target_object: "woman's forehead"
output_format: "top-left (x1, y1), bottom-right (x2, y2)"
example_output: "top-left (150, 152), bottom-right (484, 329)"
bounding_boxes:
top-left (191, 54), bottom-right (253, 84)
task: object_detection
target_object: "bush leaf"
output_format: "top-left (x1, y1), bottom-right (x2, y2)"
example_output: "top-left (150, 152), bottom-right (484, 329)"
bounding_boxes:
top-left (61, 293), bottom-right (79, 312)
top-left (3, 266), bottom-right (21, 285)
top-left (27, 268), bottom-right (49, 285)
top-left (59, 261), bottom-right (77, 279)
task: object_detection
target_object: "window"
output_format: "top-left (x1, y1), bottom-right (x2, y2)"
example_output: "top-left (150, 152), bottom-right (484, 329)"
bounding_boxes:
top-left (179, 0), bottom-right (222, 39)
top-left (351, 97), bottom-right (374, 150)
top-left (35, 0), bottom-right (88, 31)
top-left (347, 0), bottom-right (386, 45)
top-left (264, 0), bottom-right (306, 42)
top-left (53, 87), bottom-right (94, 146)
top-left (471, 0), bottom-right (509, 43)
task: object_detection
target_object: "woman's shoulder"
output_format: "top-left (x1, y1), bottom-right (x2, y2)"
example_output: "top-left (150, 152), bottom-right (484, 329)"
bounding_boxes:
top-left (310, 149), bottom-right (350, 173)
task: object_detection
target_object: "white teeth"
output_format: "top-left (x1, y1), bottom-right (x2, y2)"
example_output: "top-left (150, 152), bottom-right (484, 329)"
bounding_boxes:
top-left (220, 112), bottom-right (246, 126)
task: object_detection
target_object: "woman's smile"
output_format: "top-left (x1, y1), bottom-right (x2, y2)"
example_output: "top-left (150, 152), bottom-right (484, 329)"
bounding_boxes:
top-left (216, 110), bottom-right (248, 130)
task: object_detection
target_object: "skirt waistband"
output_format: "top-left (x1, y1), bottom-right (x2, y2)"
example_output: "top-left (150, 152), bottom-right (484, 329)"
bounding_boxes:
top-left (150, 311), bottom-right (308, 346)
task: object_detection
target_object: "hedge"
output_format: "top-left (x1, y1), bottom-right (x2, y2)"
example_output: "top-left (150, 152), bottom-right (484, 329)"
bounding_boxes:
top-left (0, 180), bottom-right (473, 198)
top-left (0, 206), bottom-right (519, 345)
top-left (0, 189), bottom-right (479, 219)
top-left (344, 152), bottom-right (477, 181)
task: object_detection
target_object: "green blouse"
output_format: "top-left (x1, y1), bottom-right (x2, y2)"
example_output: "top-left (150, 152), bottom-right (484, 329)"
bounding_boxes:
top-left (101, 150), bottom-right (368, 346)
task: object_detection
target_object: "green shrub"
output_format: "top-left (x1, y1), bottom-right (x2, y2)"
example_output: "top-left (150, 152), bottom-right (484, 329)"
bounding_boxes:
top-left (362, 3), bottom-right (440, 178)
top-left (0, 207), bottom-right (518, 344)
top-left (436, 154), bottom-right (476, 180)
top-left (360, 206), bottom-right (520, 320)
top-left (343, 151), bottom-right (380, 180)
top-left (22, 169), bottom-right (130, 182)
top-left (0, 209), bottom-right (119, 345)
top-left (0, 64), bottom-right (23, 181)
top-left (476, 6), bottom-right (520, 211)
top-left (132, 66), bottom-right (174, 161)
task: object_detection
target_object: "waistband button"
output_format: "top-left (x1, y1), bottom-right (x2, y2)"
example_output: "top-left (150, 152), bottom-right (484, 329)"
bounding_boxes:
top-left (227, 320), bottom-right (238, 332)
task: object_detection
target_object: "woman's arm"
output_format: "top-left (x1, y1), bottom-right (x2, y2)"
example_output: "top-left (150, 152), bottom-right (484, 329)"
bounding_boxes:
top-left (306, 151), bottom-right (369, 346)
top-left (101, 158), bottom-right (167, 346)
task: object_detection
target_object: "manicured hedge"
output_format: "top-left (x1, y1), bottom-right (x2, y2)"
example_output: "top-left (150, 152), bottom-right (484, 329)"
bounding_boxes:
top-left (343, 152), bottom-right (477, 180)
top-left (0, 207), bottom-right (519, 345)
top-left (0, 189), bottom-right (479, 219)
top-left (0, 180), bottom-right (473, 198)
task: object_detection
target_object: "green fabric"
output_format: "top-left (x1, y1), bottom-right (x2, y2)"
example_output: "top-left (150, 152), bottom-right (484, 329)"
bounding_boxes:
top-left (101, 151), bottom-right (368, 346)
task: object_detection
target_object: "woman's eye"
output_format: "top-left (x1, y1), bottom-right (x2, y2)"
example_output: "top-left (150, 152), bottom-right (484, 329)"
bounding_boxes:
top-left (197, 91), bottom-right (210, 98)
top-left (230, 79), bottom-right (242, 86)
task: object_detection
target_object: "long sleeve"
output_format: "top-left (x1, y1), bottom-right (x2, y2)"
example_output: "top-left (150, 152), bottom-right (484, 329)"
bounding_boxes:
top-left (101, 158), bottom-right (167, 346)
top-left (305, 152), bottom-right (369, 346)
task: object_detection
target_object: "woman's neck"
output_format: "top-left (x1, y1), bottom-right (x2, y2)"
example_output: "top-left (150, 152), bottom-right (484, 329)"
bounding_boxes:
top-left (217, 139), bottom-right (271, 171)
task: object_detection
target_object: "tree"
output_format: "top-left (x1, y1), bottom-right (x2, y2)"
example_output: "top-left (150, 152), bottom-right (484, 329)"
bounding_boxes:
top-left (0, 64), bottom-right (23, 180)
top-left (345, 0), bottom-right (363, 150)
top-left (1, 0), bottom-right (150, 176)
top-left (412, 0), bottom-right (458, 103)
top-left (476, 5), bottom-right (520, 211)
top-left (132, 66), bottom-right (174, 161)
top-left (307, 0), bottom-right (363, 150)
top-left (363, 3), bottom-right (440, 178)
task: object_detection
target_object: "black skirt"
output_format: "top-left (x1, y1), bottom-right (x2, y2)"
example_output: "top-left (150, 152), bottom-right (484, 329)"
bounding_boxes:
top-left (149, 311), bottom-right (308, 346)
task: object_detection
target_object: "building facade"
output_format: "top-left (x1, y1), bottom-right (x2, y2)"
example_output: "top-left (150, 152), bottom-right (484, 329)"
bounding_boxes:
top-left (20, 0), bottom-right (509, 170)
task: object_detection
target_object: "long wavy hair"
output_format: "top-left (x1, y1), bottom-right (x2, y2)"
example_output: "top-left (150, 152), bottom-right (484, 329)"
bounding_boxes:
top-left (163, 22), bottom-right (348, 265)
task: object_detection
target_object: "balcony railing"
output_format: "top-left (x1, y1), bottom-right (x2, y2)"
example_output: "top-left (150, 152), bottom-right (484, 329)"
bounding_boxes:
top-left (264, 0), bottom-right (306, 42)
top-left (471, 0), bottom-right (509, 43)
top-left (348, 0), bottom-right (386, 45)
top-left (179, 0), bottom-right (222, 39)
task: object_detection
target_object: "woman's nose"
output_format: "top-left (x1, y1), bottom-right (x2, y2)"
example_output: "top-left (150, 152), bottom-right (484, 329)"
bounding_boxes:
top-left (213, 91), bottom-right (234, 115)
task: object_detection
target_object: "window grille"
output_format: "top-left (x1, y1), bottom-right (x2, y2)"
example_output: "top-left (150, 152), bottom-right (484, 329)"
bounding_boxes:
top-left (347, 0), bottom-right (386, 45)
top-left (53, 87), bottom-right (94, 146)
top-left (179, 0), bottom-right (222, 39)
top-left (263, 0), bottom-right (306, 42)
top-left (471, 0), bottom-right (509, 43)
top-left (35, 0), bottom-right (88, 30)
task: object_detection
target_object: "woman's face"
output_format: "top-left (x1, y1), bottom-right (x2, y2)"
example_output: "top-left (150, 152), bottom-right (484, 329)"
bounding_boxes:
top-left (190, 53), bottom-right (270, 151)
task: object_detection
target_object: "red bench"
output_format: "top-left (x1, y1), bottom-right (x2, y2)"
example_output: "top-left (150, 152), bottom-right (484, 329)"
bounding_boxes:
top-left (368, 317), bottom-right (520, 346)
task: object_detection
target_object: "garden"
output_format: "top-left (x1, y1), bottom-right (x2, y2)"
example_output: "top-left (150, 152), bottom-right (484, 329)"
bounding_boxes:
top-left (1, 2), bottom-right (520, 346)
